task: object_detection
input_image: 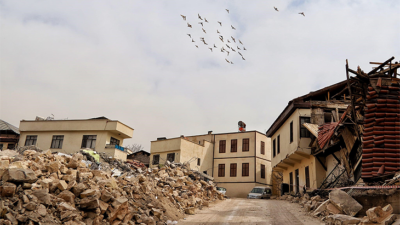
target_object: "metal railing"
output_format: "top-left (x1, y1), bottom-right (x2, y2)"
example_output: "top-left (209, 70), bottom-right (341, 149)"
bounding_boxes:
top-left (105, 144), bottom-right (126, 152)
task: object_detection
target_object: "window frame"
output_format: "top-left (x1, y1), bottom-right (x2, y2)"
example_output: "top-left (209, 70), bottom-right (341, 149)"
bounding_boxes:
top-left (231, 139), bottom-right (237, 152)
top-left (277, 135), bottom-right (280, 154)
top-left (242, 163), bottom-right (249, 176)
top-left (230, 163), bottom-right (237, 177)
top-left (300, 117), bottom-right (311, 138)
top-left (219, 140), bottom-right (226, 153)
top-left (197, 158), bottom-right (201, 166)
top-left (167, 153), bottom-right (175, 162)
top-left (25, 135), bottom-right (37, 146)
top-left (81, 135), bottom-right (97, 149)
top-left (289, 172), bottom-right (293, 192)
top-left (290, 121), bottom-right (293, 143)
top-left (242, 138), bottom-right (249, 152)
top-left (305, 166), bottom-right (310, 188)
top-left (218, 164), bottom-right (225, 177)
top-left (261, 164), bottom-right (265, 179)
top-left (110, 137), bottom-right (120, 146)
top-left (273, 139), bottom-right (276, 157)
top-left (7, 144), bottom-right (15, 150)
top-left (261, 141), bottom-right (265, 155)
top-left (153, 155), bottom-right (160, 165)
top-left (50, 135), bottom-right (64, 149)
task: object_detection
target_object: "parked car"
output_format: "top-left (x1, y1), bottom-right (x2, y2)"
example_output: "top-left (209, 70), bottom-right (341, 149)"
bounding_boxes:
top-left (247, 186), bottom-right (272, 199)
top-left (216, 187), bottom-right (226, 195)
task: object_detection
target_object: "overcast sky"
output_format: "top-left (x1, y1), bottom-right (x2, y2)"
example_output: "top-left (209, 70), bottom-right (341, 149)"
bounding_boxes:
top-left (1, 0), bottom-right (399, 151)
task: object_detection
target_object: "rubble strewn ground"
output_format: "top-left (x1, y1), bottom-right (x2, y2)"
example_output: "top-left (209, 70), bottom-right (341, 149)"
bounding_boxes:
top-left (0, 149), bottom-right (224, 224)
top-left (276, 188), bottom-right (400, 225)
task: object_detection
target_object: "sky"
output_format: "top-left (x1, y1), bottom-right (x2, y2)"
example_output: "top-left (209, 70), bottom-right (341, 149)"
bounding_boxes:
top-left (1, 0), bottom-right (399, 151)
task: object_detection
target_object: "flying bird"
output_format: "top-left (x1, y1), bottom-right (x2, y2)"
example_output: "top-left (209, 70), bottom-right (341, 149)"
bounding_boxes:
top-left (232, 49), bottom-right (236, 52)
top-left (199, 22), bottom-right (203, 26)
top-left (231, 25), bottom-right (236, 30)
top-left (299, 12), bottom-right (305, 16)
top-left (242, 56), bottom-right (245, 60)
top-left (219, 36), bottom-right (224, 42)
top-left (237, 46), bottom-right (241, 50)
top-left (231, 36), bottom-right (236, 42)
top-left (226, 51), bottom-right (230, 56)
top-left (226, 9), bottom-right (229, 13)
top-left (238, 52), bottom-right (242, 56)
top-left (192, 39), bottom-right (195, 42)
top-left (187, 23), bottom-right (192, 28)
top-left (209, 48), bottom-right (213, 52)
top-left (274, 7), bottom-right (279, 12)
top-left (243, 47), bottom-right (247, 50)
top-left (205, 18), bottom-right (208, 23)
top-left (198, 14), bottom-right (203, 20)
top-left (181, 15), bottom-right (186, 20)
top-left (226, 44), bottom-right (230, 48)
top-left (218, 21), bottom-right (222, 26)
top-left (221, 47), bottom-right (224, 52)
top-left (225, 58), bottom-right (230, 63)
top-left (214, 44), bottom-right (217, 48)
top-left (195, 45), bottom-right (198, 48)
top-left (230, 61), bottom-right (233, 64)
top-left (227, 40), bottom-right (231, 43)
top-left (202, 28), bottom-right (206, 33)
top-left (202, 39), bottom-right (208, 45)
top-left (239, 40), bottom-right (243, 45)
top-left (217, 30), bottom-right (220, 33)
top-left (187, 34), bottom-right (191, 38)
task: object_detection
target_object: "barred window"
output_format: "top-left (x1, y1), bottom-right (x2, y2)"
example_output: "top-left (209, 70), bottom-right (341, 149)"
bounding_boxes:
top-left (300, 117), bottom-right (311, 138)
top-left (242, 163), bottom-right (249, 176)
top-left (230, 163), bottom-right (237, 177)
top-left (219, 140), bottom-right (226, 153)
top-left (218, 164), bottom-right (225, 177)
top-left (167, 153), bottom-right (175, 162)
top-left (242, 138), bottom-right (249, 152)
top-left (231, 139), bottom-right (237, 152)
top-left (110, 137), bottom-right (120, 146)
top-left (261, 164), bottom-right (265, 178)
top-left (261, 141), bottom-right (265, 155)
top-left (25, 135), bottom-right (37, 146)
top-left (51, 135), bottom-right (64, 149)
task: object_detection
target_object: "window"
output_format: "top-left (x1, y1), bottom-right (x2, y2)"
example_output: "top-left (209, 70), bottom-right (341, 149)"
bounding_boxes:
top-left (153, 155), bottom-right (160, 165)
top-left (219, 140), bottom-right (226, 153)
top-left (289, 172), bottom-right (293, 192)
top-left (25, 135), bottom-right (37, 146)
top-left (305, 166), bottom-right (310, 188)
top-left (81, 135), bottom-right (97, 149)
top-left (167, 153), bottom-right (175, 162)
top-left (290, 121), bottom-right (293, 143)
top-left (218, 164), bottom-right (225, 177)
top-left (242, 163), bottom-right (249, 176)
top-left (242, 138), bottom-right (249, 152)
top-left (295, 169), bottom-right (299, 193)
top-left (7, 144), bottom-right (15, 149)
top-left (273, 139), bottom-right (276, 157)
top-left (110, 137), bottom-right (120, 146)
top-left (0, 144), bottom-right (3, 150)
top-left (203, 170), bottom-right (207, 175)
top-left (300, 117), bottom-right (311, 138)
top-left (230, 163), bottom-right (237, 177)
top-left (261, 141), bottom-right (265, 155)
top-left (51, 135), bottom-right (64, 149)
top-left (277, 135), bottom-right (280, 154)
top-left (197, 158), bottom-right (201, 166)
top-left (231, 139), bottom-right (237, 152)
top-left (261, 164), bottom-right (265, 178)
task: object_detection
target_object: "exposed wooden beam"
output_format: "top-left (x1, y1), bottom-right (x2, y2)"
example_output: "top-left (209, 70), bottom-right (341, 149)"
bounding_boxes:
top-left (368, 56), bottom-right (395, 75)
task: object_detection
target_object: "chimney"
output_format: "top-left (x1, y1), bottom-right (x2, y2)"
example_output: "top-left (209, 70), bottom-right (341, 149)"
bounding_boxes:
top-left (157, 137), bottom-right (167, 141)
top-left (208, 131), bottom-right (213, 134)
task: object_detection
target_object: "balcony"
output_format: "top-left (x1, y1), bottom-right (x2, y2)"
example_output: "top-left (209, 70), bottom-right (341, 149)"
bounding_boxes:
top-left (104, 144), bottom-right (128, 161)
top-left (105, 144), bottom-right (126, 151)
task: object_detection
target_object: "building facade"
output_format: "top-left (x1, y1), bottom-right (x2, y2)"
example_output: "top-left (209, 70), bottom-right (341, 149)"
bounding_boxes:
top-left (150, 131), bottom-right (271, 198)
top-left (0, 120), bottom-right (20, 150)
top-left (266, 81), bottom-right (351, 195)
top-left (18, 117), bottom-right (134, 161)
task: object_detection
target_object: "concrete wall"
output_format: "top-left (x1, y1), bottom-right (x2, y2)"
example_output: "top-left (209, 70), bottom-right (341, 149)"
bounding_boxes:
top-left (353, 191), bottom-right (400, 216)
top-left (180, 139), bottom-right (213, 174)
top-left (213, 157), bottom-right (255, 183)
top-left (149, 150), bottom-right (181, 168)
top-left (271, 108), bottom-right (312, 168)
top-left (214, 132), bottom-right (256, 158)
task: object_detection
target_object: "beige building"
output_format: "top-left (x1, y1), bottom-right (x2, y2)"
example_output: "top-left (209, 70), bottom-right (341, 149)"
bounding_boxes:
top-left (18, 117), bottom-right (134, 161)
top-left (150, 131), bottom-right (271, 198)
top-left (266, 81), bottom-right (350, 195)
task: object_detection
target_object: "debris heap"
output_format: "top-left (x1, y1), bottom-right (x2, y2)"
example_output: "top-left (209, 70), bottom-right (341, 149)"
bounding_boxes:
top-left (0, 149), bottom-right (224, 225)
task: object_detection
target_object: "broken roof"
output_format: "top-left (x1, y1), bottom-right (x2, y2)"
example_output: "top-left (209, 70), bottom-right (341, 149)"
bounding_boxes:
top-left (0, 120), bottom-right (20, 135)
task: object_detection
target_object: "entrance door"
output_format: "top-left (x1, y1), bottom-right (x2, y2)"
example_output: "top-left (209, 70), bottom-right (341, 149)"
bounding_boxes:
top-left (295, 169), bottom-right (299, 193)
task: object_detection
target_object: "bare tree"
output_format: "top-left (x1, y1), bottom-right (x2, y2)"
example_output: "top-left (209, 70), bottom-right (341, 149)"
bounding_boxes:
top-left (126, 144), bottom-right (143, 153)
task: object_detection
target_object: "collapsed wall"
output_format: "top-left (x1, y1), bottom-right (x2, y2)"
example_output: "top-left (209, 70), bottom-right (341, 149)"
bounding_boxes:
top-left (0, 149), bottom-right (224, 225)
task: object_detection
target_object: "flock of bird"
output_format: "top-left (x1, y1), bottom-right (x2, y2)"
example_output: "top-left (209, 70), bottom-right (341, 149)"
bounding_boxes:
top-left (181, 7), bottom-right (306, 65)
top-left (180, 9), bottom-right (246, 64)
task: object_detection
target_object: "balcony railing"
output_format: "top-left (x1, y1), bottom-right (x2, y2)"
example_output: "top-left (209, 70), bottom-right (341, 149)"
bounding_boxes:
top-left (105, 144), bottom-right (126, 152)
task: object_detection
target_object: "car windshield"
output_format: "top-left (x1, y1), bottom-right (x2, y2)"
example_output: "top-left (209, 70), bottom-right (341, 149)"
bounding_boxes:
top-left (250, 188), bottom-right (264, 194)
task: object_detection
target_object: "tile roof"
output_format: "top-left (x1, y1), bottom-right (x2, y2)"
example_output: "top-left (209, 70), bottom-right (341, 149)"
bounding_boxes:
top-left (317, 109), bottom-right (349, 149)
top-left (0, 120), bottom-right (20, 134)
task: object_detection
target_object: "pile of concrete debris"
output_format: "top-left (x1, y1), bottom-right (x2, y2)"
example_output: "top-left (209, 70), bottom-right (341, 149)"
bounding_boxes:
top-left (277, 190), bottom-right (400, 225)
top-left (0, 149), bottom-right (224, 225)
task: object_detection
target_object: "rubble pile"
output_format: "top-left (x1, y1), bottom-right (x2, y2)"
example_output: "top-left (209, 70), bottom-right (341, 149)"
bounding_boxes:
top-left (0, 150), bottom-right (224, 225)
top-left (278, 190), bottom-right (400, 225)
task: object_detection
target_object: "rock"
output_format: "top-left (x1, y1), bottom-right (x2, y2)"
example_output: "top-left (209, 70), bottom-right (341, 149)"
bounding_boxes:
top-left (325, 214), bottom-right (362, 225)
top-left (46, 161), bottom-right (60, 173)
top-left (5, 213), bottom-right (18, 225)
top-left (58, 180), bottom-right (68, 191)
top-left (101, 190), bottom-right (113, 202)
top-left (79, 197), bottom-right (99, 209)
top-left (32, 189), bottom-right (52, 205)
top-left (329, 190), bottom-right (363, 216)
top-left (2, 168), bottom-right (37, 183)
top-left (25, 202), bottom-right (37, 211)
top-left (1, 182), bottom-right (16, 197)
top-left (311, 195), bottom-right (321, 202)
top-left (37, 204), bottom-right (47, 216)
top-left (366, 204), bottom-right (393, 223)
top-left (313, 199), bottom-right (329, 216)
top-left (58, 190), bottom-right (76, 204)
top-left (326, 203), bottom-right (342, 215)
top-left (80, 189), bottom-right (97, 198)
top-left (67, 153), bottom-right (83, 168)
top-left (58, 202), bottom-right (77, 211)
top-left (185, 207), bottom-right (195, 215)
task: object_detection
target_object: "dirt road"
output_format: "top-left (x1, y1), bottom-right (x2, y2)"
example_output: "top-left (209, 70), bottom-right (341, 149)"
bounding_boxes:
top-left (178, 198), bottom-right (324, 225)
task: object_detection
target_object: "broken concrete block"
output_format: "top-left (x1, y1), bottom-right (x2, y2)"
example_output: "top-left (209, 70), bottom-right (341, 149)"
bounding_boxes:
top-left (366, 204), bottom-right (393, 223)
top-left (2, 168), bottom-right (37, 183)
top-left (325, 214), bottom-right (362, 225)
top-left (313, 199), bottom-right (329, 216)
top-left (25, 202), bottom-right (37, 211)
top-left (37, 204), bottom-right (47, 216)
top-left (80, 189), bottom-right (97, 198)
top-left (58, 190), bottom-right (76, 204)
top-left (329, 189), bottom-right (363, 216)
top-left (46, 161), bottom-right (60, 173)
top-left (79, 197), bottom-right (99, 209)
top-left (327, 203), bottom-right (342, 215)
top-left (1, 182), bottom-right (16, 197)
top-left (185, 207), bottom-right (195, 215)
top-left (58, 180), bottom-right (68, 191)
